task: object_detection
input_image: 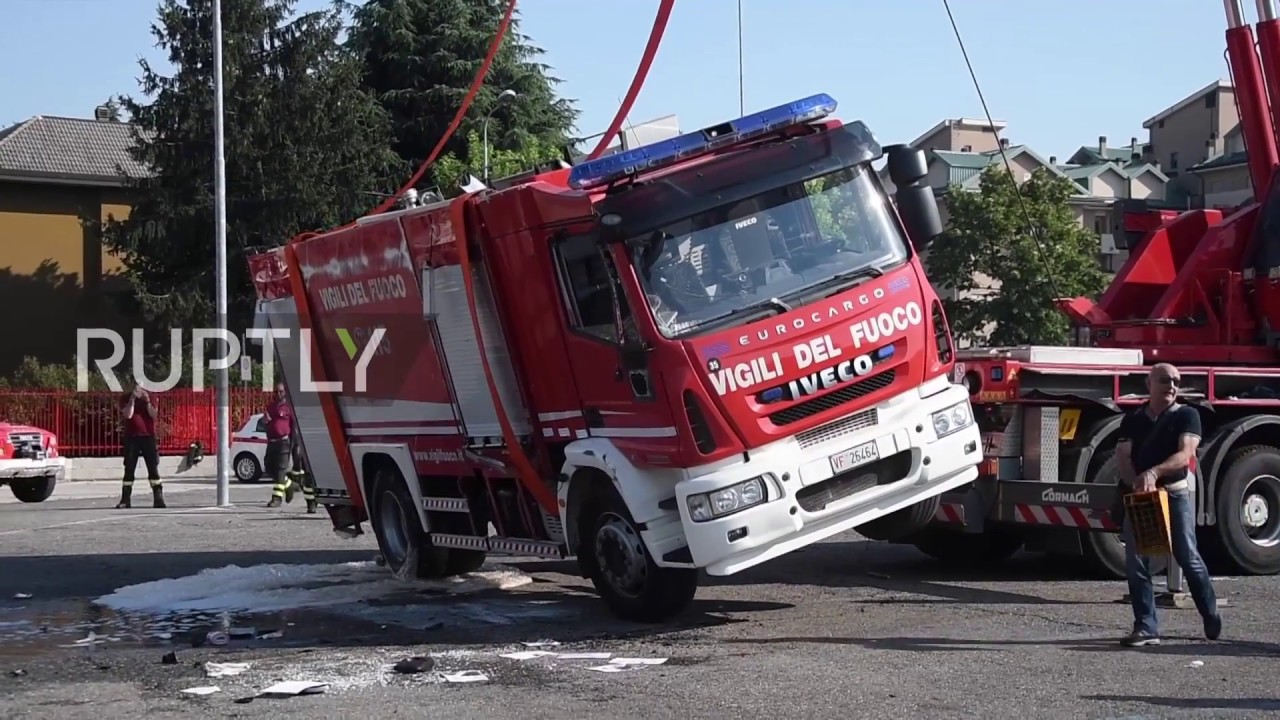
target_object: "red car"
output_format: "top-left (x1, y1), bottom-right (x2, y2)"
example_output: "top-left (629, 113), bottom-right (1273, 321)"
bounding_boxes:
top-left (0, 422), bottom-right (65, 503)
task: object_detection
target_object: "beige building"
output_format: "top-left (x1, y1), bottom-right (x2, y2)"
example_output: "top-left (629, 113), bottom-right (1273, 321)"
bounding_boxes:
top-left (1189, 124), bottom-right (1251, 209)
top-left (0, 110), bottom-right (145, 373)
top-left (1142, 79), bottom-right (1239, 205)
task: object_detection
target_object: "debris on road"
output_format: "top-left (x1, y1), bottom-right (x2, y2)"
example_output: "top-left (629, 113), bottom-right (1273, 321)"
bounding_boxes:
top-left (204, 661), bottom-right (249, 676)
top-left (500, 650), bottom-right (556, 661)
top-left (160, 651), bottom-right (177, 665)
top-left (259, 680), bottom-right (328, 696)
top-left (392, 656), bottom-right (435, 674)
top-left (521, 640), bottom-right (560, 648)
top-left (13, 593), bottom-right (32, 600)
top-left (440, 670), bottom-right (487, 683)
top-left (556, 652), bottom-right (611, 660)
top-left (1187, 660), bottom-right (1205, 668)
top-left (586, 658), bottom-right (668, 673)
top-left (180, 686), bottom-right (220, 696)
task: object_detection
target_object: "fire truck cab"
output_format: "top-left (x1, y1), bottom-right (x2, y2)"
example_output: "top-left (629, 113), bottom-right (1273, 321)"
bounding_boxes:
top-left (250, 94), bottom-right (982, 621)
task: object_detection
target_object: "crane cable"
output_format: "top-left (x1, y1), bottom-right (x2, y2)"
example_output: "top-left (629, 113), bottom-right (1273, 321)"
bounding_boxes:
top-left (584, 0), bottom-right (678, 160)
top-left (941, 0), bottom-right (1064, 301)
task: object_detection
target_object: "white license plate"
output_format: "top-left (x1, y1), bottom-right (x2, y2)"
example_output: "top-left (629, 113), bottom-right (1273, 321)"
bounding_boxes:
top-left (830, 440), bottom-right (879, 474)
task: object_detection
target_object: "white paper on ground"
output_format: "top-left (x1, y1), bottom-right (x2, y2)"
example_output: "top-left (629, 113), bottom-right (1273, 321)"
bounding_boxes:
top-left (555, 652), bottom-right (611, 660)
top-left (260, 680), bottom-right (328, 695)
top-left (586, 664), bottom-right (629, 673)
top-left (180, 686), bottom-right (221, 696)
top-left (440, 670), bottom-right (488, 683)
top-left (13, 593), bottom-right (32, 599)
top-left (499, 650), bottom-right (556, 660)
top-left (610, 658), bottom-right (668, 666)
top-left (205, 662), bottom-right (251, 678)
top-left (521, 640), bottom-right (560, 648)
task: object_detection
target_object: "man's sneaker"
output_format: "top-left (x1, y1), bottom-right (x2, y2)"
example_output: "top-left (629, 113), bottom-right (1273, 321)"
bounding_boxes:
top-left (1204, 612), bottom-right (1222, 640)
top-left (1120, 630), bottom-right (1161, 647)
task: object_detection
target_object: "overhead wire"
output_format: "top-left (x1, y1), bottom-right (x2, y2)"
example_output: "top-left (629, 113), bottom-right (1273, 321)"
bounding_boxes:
top-left (941, 0), bottom-right (1063, 301)
top-left (584, 0), bottom-right (677, 160)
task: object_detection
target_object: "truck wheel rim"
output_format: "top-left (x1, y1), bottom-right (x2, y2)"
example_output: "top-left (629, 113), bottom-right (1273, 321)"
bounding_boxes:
top-left (379, 491), bottom-right (410, 564)
top-left (236, 459), bottom-right (254, 479)
top-left (1240, 474), bottom-right (1280, 547)
top-left (595, 513), bottom-right (646, 598)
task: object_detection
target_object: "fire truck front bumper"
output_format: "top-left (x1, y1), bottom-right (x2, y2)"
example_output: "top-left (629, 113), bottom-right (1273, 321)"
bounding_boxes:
top-left (675, 376), bottom-right (981, 576)
top-left (0, 456), bottom-right (66, 482)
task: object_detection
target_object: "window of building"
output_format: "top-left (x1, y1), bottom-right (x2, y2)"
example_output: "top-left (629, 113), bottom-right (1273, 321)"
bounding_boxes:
top-left (1170, 151), bottom-right (1179, 170)
top-left (1205, 92), bottom-right (1217, 109)
top-left (554, 233), bottom-right (636, 344)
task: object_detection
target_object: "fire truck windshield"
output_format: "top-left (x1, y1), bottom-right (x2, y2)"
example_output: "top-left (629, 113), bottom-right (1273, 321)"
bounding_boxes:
top-left (629, 164), bottom-right (908, 338)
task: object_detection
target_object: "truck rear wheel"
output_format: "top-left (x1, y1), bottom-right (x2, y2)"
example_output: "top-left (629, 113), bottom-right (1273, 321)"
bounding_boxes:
top-left (1079, 449), bottom-right (1127, 580)
top-left (1207, 445), bottom-right (1280, 575)
top-left (580, 484), bottom-right (698, 623)
top-left (9, 475), bottom-right (56, 503)
top-left (857, 494), bottom-right (941, 542)
top-left (368, 466), bottom-right (449, 581)
top-left (911, 525), bottom-right (1023, 567)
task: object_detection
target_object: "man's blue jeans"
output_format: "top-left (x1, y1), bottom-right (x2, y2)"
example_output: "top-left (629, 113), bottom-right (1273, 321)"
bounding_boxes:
top-left (1123, 487), bottom-right (1218, 634)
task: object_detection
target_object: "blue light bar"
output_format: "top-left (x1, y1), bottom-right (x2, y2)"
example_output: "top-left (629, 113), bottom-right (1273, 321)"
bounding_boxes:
top-left (568, 93), bottom-right (839, 190)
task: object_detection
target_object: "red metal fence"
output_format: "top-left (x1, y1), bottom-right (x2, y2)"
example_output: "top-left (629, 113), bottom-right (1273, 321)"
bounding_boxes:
top-left (0, 389), bottom-right (274, 457)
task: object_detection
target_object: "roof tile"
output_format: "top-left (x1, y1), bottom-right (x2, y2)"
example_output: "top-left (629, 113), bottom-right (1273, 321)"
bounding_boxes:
top-left (0, 115), bottom-right (151, 183)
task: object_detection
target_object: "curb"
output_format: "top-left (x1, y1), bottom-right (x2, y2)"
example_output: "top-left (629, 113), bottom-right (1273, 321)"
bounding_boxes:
top-left (63, 457), bottom-right (218, 483)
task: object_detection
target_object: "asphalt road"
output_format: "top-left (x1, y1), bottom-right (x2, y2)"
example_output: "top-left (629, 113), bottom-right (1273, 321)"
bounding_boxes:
top-left (1, 478), bottom-right (1279, 719)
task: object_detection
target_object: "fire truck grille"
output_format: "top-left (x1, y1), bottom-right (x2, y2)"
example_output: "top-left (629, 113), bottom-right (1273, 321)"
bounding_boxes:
top-left (767, 370), bottom-right (896, 427)
top-left (795, 450), bottom-right (912, 513)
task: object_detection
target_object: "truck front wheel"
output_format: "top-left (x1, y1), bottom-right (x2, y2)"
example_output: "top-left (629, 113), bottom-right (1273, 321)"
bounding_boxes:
top-left (580, 485), bottom-right (698, 623)
top-left (368, 466), bottom-right (449, 581)
top-left (911, 525), bottom-right (1023, 567)
top-left (10, 475), bottom-right (56, 503)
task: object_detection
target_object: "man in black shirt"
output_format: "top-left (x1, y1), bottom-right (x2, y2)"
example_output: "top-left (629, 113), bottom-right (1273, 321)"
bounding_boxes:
top-left (1114, 362), bottom-right (1222, 647)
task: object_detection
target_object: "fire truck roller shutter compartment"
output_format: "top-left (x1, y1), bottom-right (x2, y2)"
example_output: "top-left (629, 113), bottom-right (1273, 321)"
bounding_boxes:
top-left (423, 262), bottom-right (530, 441)
top-left (259, 297), bottom-right (351, 501)
top-left (675, 372), bottom-right (981, 575)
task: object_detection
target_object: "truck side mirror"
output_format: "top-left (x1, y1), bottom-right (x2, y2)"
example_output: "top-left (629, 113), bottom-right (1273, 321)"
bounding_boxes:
top-left (885, 144), bottom-right (943, 251)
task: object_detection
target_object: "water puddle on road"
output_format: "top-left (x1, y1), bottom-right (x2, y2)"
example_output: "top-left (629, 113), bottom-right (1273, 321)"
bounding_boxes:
top-left (0, 561), bottom-right (570, 659)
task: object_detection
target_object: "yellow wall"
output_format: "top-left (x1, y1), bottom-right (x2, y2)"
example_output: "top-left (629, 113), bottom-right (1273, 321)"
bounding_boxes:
top-left (0, 181), bottom-right (135, 373)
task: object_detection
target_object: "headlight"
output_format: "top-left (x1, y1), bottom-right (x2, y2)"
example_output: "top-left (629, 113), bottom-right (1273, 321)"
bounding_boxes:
top-left (686, 476), bottom-right (767, 522)
top-left (932, 400), bottom-right (973, 439)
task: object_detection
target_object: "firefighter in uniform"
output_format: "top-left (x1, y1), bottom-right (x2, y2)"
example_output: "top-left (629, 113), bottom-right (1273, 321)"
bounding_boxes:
top-left (264, 382), bottom-right (317, 512)
top-left (116, 383), bottom-right (165, 509)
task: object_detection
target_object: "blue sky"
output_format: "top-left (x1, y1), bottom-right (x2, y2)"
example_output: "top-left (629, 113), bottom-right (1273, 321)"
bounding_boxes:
top-left (1, 0), bottom-right (1238, 160)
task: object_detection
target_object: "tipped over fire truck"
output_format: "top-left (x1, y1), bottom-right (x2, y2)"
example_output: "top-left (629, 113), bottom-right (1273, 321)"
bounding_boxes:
top-left (249, 94), bottom-right (982, 621)
top-left (908, 0), bottom-right (1280, 581)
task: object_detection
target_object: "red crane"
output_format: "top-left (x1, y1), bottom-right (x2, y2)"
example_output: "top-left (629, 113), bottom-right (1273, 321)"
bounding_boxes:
top-left (913, 0), bottom-right (1280, 581)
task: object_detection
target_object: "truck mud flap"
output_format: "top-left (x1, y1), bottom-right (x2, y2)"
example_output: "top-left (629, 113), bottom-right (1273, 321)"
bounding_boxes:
top-left (994, 480), bottom-right (1119, 533)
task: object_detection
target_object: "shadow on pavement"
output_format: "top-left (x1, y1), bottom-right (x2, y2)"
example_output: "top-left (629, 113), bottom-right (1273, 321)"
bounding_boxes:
top-left (1085, 695), bottom-right (1280, 711)
top-left (718, 634), bottom-right (1280, 659)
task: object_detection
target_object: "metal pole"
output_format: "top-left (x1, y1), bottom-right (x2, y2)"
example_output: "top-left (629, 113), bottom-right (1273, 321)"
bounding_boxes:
top-left (737, 0), bottom-right (745, 115)
top-left (483, 119), bottom-right (491, 182)
top-left (213, 0), bottom-right (231, 508)
top-left (1259, 0), bottom-right (1278, 22)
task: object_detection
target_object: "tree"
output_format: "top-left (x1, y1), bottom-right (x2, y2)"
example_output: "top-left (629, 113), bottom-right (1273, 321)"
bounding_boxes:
top-left (102, 0), bottom-right (405, 336)
top-left (346, 0), bottom-right (578, 173)
top-left (925, 166), bottom-right (1109, 346)
top-left (429, 129), bottom-right (561, 195)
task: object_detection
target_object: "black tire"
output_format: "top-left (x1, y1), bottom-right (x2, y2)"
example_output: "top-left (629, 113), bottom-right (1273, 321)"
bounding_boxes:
top-left (1206, 444), bottom-right (1280, 575)
top-left (579, 483), bottom-right (698, 623)
top-left (857, 494), bottom-right (942, 542)
top-left (445, 549), bottom-right (488, 575)
top-left (1079, 449), bottom-right (1128, 580)
top-left (233, 453), bottom-right (262, 483)
top-left (368, 465), bottom-right (449, 581)
top-left (911, 525), bottom-right (1023, 567)
top-left (10, 475), bottom-right (56, 503)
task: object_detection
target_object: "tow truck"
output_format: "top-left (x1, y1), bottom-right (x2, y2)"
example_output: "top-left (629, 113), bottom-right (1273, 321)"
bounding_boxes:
top-left (909, 0), bottom-right (1280, 580)
top-left (248, 94), bottom-right (982, 621)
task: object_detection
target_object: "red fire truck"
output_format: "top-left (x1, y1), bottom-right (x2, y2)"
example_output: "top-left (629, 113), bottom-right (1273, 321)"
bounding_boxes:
top-left (248, 94), bottom-right (982, 621)
top-left (909, 0), bottom-right (1280, 580)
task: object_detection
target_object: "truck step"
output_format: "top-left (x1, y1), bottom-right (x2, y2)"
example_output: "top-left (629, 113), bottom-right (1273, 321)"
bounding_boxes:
top-left (421, 496), bottom-right (470, 513)
top-left (430, 532), bottom-right (564, 558)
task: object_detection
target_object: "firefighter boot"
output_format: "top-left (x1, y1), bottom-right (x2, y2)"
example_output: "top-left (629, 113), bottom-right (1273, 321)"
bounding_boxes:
top-left (306, 498), bottom-right (317, 514)
top-left (284, 473), bottom-right (297, 504)
top-left (151, 483), bottom-right (166, 509)
top-left (115, 484), bottom-right (132, 509)
top-left (266, 496), bottom-right (282, 508)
